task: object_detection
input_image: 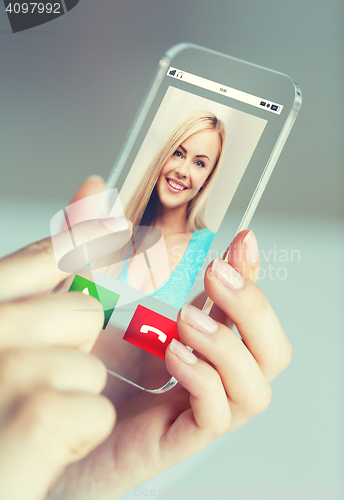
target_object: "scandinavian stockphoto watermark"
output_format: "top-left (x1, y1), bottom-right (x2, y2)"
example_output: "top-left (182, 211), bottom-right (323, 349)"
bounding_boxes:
top-left (3, 0), bottom-right (81, 33)
top-left (171, 244), bottom-right (301, 284)
top-left (134, 485), bottom-right (343, 497)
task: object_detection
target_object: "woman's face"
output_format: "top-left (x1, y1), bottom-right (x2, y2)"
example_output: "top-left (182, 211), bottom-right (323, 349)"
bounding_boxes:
top-left (156, 128), bottom-right (220, 211)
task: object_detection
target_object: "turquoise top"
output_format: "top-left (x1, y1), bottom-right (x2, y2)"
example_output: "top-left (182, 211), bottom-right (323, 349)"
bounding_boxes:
top-left (117, 228), bottom-right (215, 309)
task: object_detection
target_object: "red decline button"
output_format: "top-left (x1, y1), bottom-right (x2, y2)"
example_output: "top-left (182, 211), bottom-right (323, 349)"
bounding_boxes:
top-left (123, 305), bottom-right (180, 360)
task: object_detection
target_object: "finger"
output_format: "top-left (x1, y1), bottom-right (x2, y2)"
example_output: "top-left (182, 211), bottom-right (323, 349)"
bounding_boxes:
top-left (163, 339), bottom-right (231, 459)
top-left (0, 217), bottom-right (132, 302)
top-left (177, 304), bottom-right (272, 419)
top-left (205, 259), bottom-right (292, 381)
top-left (0, 348), bottom-right (108, 408)
top-left (206, 229), bottom-right (259, 327)
top-left (0, 292), bottom-right (104, 351)
top-left (0, 389), bottom-right (115, 500)
top-left (60, 175), bottom-right (108, 231)
top-left (69, 176), bottom-right (106, 208)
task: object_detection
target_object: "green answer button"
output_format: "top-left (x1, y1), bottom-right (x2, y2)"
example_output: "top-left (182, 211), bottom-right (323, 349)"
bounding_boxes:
top-left (68, 275), bottom-right (120, 329)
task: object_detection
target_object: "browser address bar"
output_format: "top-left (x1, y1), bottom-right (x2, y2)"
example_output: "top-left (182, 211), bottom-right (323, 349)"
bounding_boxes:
top-left (167, 67), bottom-right (283, 115)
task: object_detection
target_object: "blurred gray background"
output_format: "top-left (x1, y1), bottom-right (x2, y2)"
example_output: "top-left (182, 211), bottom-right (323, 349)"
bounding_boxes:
top-left (0, 0), bottom-right (343, 218)
top-left (0, 1), bottom-right (343, 499)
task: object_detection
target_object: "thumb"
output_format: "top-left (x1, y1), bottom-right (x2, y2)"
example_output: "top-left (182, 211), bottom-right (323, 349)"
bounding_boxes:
top-left (60, 175), bottom-right (108, 231)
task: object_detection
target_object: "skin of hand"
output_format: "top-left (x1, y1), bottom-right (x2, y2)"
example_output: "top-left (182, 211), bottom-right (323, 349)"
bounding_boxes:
top-left (0, 208), bottom-right (133, 500)
top-left (47, 177), bottom-right (292, 500)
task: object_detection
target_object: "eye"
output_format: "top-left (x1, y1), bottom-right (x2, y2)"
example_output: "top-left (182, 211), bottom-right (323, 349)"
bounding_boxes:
top-left (173, 150), bottom-right (183, 159)
top-left (195, 159), bottom-right (206, 168)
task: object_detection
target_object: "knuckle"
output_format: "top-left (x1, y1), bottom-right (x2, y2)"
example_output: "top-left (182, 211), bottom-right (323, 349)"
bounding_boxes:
top-left (69, 351), bottom-right (108, 393)
top-left (267, 339), bottom-right (293, 380)
top-left (19, 390), bottom-right (70, 463)
top-left (249, 385), bottom-right (272, 417)
top-left (280, 339), bottom-right (293, 371)
top-left (87, 355), bottom-right (107, 391)
top-left (22, 390), bottom-right (65, 434)
top-left (203, 372), bottom-right (232, 438)
top-left (64, 293), bottom-right (104, 347)
top-left (88, 296), bottom-right (105, 319)
top-left (214, 411), bottom-right (231, 437)
top-left (75, 292), bottom-right (104, 317)
top-left (248, 285), bottom-right (268, 316)
top-left (79, 298), bottom-right (104, 341)
top-left (0, 303), bottom-right (15, 335)
top-left (0, 349), bottom-right (29, 388)
top-left (24, 238), bottom-right (54, 258)
top-left (72, 220), bottom-right (99, 245)
top-left (220, 331), bottom-right (242, 354)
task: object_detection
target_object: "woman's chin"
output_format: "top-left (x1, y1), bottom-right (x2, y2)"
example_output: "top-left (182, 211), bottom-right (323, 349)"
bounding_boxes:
top-left (160, 198), bottom-right (188, 210)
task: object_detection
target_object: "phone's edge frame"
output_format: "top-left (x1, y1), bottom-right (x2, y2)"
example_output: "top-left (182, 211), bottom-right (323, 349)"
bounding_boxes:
top-left (104, 43), bottom-right (302, 394)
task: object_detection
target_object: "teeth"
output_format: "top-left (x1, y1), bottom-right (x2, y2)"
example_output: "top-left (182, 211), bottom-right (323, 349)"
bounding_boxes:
top-left (168, 179), bottom-right (184, 191)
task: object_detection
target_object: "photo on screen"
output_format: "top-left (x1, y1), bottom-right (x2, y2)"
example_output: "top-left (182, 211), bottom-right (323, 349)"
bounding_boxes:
top-left (99, 86), bottom-right (267, 308)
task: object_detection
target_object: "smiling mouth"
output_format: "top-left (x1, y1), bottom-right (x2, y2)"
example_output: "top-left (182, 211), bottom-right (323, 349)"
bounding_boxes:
top-left (166, 178), bottom-right (187, 192)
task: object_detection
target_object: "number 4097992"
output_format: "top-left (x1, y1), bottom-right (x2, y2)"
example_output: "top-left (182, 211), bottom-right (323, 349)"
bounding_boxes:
top-left (5, 3), bottom-right (62, 14)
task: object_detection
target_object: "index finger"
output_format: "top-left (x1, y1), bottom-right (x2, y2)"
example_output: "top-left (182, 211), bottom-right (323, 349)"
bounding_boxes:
top-left (205, 229), bottom-right (260, 327)
top-left (205, 259), bottom-right (291, 381)
top-left (0, 218), bottom-right (132, 302)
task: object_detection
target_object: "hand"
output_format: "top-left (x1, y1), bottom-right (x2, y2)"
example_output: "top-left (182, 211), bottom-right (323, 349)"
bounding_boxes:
top-left (49, 178), bottom-right (292, 500)
top-left (0, 200), bottom-right (132, 500)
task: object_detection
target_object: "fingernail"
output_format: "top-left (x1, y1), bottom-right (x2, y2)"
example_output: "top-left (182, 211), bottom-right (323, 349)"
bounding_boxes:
top-left (243, 230), bottom-right (259, 265)
top-left (99, 217), bottom-right (133, 232)
top-left (169, 339), bottom-right (198, 365)
top-left (86, 175), bottom-right (105, 183)
top-left (212, 258), bottom-right (244, 290)
top-left (181, 303), bottom-right (218, 334)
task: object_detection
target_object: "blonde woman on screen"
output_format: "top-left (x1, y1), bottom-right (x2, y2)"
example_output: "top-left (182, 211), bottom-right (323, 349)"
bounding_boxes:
top-left (106, 111), bottom-right (225, 308)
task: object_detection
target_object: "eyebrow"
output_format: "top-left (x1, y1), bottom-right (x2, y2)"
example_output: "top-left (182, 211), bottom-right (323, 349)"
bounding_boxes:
top-left (178, 145), bottom-right (210, 161)
top-left (195, 155), bottom-right (210, 160)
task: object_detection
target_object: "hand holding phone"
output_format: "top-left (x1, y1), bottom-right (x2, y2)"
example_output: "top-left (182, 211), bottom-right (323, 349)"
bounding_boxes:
top-left (49, 41), bottom-right (301, 495)
top-left (1, 41), bottom-right (300, 499)
top-left (50, 176), bottom-right (292, 499)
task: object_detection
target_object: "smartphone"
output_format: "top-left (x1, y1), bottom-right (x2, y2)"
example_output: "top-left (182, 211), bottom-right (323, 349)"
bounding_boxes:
top-left (63, 44), bottom-right (301, 393)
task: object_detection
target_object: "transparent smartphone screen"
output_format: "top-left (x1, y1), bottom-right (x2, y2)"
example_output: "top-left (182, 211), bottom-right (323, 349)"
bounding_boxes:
top-left (78, 48), bottom-right (298, 391)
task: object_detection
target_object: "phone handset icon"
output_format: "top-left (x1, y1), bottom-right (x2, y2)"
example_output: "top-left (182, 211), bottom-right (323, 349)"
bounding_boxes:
top-left (140, 325), bottom-right (167, 343)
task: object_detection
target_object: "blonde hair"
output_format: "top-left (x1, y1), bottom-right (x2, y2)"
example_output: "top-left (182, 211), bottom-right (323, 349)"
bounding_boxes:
top-left (125, 110), bottom-right (225, 232)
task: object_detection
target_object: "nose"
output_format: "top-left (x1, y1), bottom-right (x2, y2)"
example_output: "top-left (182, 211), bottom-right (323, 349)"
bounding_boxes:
top-left (174, 159), bottom-right (190, 179)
